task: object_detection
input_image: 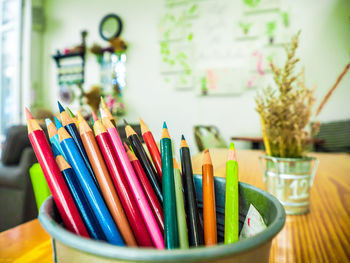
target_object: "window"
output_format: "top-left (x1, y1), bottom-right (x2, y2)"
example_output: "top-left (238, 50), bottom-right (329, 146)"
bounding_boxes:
top-left (0, 0), bottom-right (21, 142)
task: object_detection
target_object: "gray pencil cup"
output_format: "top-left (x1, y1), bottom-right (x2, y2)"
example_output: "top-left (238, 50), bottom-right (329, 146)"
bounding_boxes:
top-left (259, 155), bottom-right (319, 215)
top-left (39, 175), bottom-right (285, 263)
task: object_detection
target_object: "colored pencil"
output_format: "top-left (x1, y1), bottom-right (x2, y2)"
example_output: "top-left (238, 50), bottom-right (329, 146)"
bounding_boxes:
top-left (124, 143), bottom-right (164, 233)
top-left (173, 158), bottom-right (189, 249)
top-left (125, 125), bottom-right (163, 204)
top-left (225, 143), bottom-right (239, 244)
top-left (180, 135), bottom-right (204, 247)
top-left (46, 118), bottom-right (67, 160)
top-left (57, 120), bottom-right (124, 246)
top-left (93, 120), bottom-right (153, 247)
top-left (100, 96), bottom-right (117, 126)
top-left (66, 106), bottom-right (79, 128)
top-left (57, 101), bottom-right (99, 188)
top-left (139, 118), bottom-right (162, 179)
top-left (101, 115), bottom-right (164, 249)
top-left (202, 149), bottom-right (217, 246)
top-left (25, 109), bottom-right (89, 237)
top-left (91, 110), bottom-right (99, 122)
top-left (77, 112), bottom-right (137, 246)
top-left (55, 152), bottom-right (106, 241)
top-left (160, 122), bottom-right (179, 249)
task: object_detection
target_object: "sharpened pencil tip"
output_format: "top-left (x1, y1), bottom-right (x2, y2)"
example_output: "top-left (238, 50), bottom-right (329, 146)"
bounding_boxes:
top-left (91, 110), bottom-right (98, 122)
top-left (45, 118), bottom-right (52, 127)
top-left (66, 106), bottom-right (75, 117)
top-left (123, 119), bottom-right (128, 125)
top-left (54, 117), bottom-right (63, 129)
top-left (57, 101), bottom-right (65, 113)
top-left (99, 107), bottom-right (107, 119)
top-left (123, 142), bottom-right (129, 150)
top-left (25, 107), bottom-right (33, 120)
top-left (100, 96), bottom-right (106, 108)
top-left (181, 134), bottom-right (185, 140)
top-left (163, 122), bottom-right (168, 129)
top-left (229, 142), bottom-right (235, 150)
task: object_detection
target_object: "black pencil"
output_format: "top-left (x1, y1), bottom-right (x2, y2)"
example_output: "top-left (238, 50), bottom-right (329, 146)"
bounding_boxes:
top-left (180, 135), bottom-right (204, 247)
top-left (125, 125), bottom-right (163, 204)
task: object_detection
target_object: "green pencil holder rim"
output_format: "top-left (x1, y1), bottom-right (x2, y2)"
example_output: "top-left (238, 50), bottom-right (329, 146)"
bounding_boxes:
top-left (39, 176), bottom-right (285, 261)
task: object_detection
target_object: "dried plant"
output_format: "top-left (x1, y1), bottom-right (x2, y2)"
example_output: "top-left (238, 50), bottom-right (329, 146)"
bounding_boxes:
top-left (256, 32), bottom-right (317, 158)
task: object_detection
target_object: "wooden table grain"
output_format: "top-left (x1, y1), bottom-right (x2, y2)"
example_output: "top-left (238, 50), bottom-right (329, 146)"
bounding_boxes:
top-left (0, 150), bottom-right (349, 263)
top-left (192, 149), bottom-right (350, 263)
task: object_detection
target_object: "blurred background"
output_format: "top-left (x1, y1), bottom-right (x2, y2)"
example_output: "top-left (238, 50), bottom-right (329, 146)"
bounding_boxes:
top-left (0, 0), bottom-right (349, 231)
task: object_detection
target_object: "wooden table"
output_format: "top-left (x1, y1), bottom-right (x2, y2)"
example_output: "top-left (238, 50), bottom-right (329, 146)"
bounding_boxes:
top-left (0, 150), bottom-right (349, 262)
top-left (192, 149), bottom-right (350, 263)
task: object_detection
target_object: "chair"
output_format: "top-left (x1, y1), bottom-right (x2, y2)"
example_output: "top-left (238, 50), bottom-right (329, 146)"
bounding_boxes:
top-left (0, 125), bottom-right (38, 231)
top-left (193, 125), bottom-right (227, 152)
top-left (314, 120), bottom-right (350, 153)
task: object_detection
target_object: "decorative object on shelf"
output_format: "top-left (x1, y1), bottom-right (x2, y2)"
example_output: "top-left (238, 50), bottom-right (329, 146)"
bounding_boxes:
top-left (256, 32), bottom-right (350, 215)
top-left (52, 31), bottom-right (88, 106)
top-left (90, 13), bottom-right (128, 118)
top-left (83, 85), bottom-right (102, 113)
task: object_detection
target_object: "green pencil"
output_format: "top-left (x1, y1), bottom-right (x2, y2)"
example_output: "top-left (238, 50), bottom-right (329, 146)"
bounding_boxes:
top-left (225, 142), bottom-right (239, 244)
top-left (173, 158), bottom-right (189, 249)
top-left (161, 122), bottom-right (179, 249)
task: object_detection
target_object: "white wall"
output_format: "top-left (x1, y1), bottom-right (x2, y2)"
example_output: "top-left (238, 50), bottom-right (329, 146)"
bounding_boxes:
top-left (41, 0), bottom-right (350, 154)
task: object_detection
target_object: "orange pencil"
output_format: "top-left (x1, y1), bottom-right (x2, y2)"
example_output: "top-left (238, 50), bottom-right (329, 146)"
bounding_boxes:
top-left (77, 112), bottom-right (137, 246)
top-left (202, 149), bottom-right (217, 246)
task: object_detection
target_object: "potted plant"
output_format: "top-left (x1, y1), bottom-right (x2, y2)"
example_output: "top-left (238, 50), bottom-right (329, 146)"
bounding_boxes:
top-left (255, 32), bottom-right (349, 215)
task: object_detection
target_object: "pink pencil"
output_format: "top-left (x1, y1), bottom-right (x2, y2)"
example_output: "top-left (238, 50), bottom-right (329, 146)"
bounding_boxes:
top-left (100, 111), bottom-right (164, 249)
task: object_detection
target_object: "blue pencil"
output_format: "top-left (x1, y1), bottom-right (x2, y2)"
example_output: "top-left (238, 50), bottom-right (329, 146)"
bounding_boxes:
top-left (52, 144), bottom-right (106, 241)
top-left (46, 118), bottom-right (67, 160)
top-left (57, 101), bottom-right (99, 189)
top-left (56, 119), bottom-right (125, 246)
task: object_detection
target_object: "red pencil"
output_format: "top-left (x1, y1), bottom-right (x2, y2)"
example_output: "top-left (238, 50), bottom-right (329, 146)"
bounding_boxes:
top-left (124, 143), bottom-right (164, 233)
top-left (93, 119), bottom-right (153, 247)
top-left (26, 108), bottom-right (89, 237)
top-left (140, 118), bottom-right (162, 179)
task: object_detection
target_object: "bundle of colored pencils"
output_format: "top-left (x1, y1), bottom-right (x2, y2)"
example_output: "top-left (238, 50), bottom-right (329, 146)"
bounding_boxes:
top-left (25, 99), bottom-right (240, 249)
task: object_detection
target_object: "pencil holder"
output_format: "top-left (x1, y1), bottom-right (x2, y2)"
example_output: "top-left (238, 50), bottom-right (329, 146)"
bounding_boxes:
top-left (39, 175), bottom-right (285, 263)
top-left (259, 155), bottom-right (319, 215)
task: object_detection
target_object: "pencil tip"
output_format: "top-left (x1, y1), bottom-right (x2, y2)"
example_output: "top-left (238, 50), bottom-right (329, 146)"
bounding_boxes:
top-left (99, 107), bottom-right (107, 119)
top-left (100, 96), bottom-right (106, 107)
top-left (25, 107), bottom-right (33, 120)
top-left (123, 119), bottom-right (128, 125)
top-left (54, 117), bottom-right (63, 129)
top-left (57, 101), bottom-right (65, 113)
top-left (45, 118), bottom-right (52, 127)
top-left (181, 134), bottom-right (185, 140)
top-left (229, 142), bottom-right (235, 150)
top-left (66, 106), bottom-right (75, 117)
top-left (91, 110), bottom-right (98, 121)
top-left (163, 121), bottom-right (167, 129)
top-left (123, 142), bottom-right (129, 150)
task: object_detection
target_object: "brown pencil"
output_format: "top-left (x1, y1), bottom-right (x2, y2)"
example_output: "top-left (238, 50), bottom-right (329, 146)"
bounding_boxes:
top-left (77, 112), bottom-right (137, 246)
top-left (202, 149), bottom-right (217, 246)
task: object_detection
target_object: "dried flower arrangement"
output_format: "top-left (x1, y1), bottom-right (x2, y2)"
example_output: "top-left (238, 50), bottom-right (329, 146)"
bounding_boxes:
top-left (256, 32), bottom-right (349, 158)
